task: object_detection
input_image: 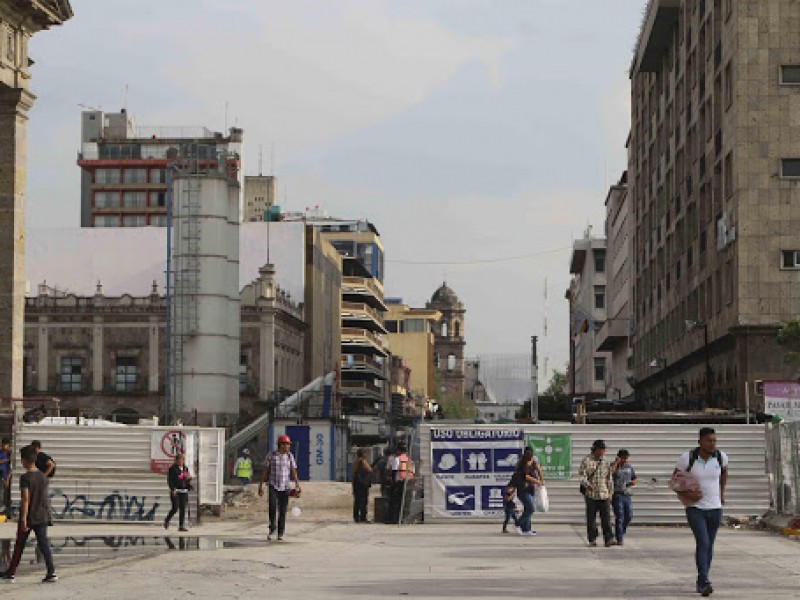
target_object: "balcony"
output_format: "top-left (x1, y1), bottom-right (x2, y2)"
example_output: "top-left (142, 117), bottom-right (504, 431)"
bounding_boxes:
top-left (341, 354), bottom-right (385, 379)
top-left (341, 327), bottom-right (388, 357)
top-left (569, 238), bottom-right (590, 274)
top-left (341, 301), bottom-right (387, 334)
top-left (340, 379), bottom-right (385, 401)
top-left (596, 318), bottom-right (631, 352)
top-left (342, 276), bottom-right (388, 311)
top-left (632, 0), bottom-right (681, 74)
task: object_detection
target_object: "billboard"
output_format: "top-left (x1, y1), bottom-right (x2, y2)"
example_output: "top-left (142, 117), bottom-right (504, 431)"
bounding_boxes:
top-left (765, 381), bottom-right (800, 422)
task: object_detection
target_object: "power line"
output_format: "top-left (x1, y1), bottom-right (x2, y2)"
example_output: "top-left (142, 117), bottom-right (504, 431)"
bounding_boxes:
top-left (387, 245), bottom-right (571, 266)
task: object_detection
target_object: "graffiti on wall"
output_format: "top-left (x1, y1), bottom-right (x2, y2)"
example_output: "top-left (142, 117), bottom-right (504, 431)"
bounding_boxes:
top-left (50, 489), bottom-right (161, 521)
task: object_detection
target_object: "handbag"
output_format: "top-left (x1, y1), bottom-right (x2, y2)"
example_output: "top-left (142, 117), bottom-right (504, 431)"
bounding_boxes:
top-left (579, 463), bottom-right (600, 496)
top-left (535, 485), bottom-right (549, 513)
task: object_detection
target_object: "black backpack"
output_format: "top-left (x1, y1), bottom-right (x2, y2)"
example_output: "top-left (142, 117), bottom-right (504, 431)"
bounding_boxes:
top-left (686, 447), bottom-right (724, 471)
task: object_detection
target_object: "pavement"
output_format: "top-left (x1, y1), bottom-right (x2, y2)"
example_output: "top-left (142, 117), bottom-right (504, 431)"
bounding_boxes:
top-left (0, 518), bottom-right (798, 599)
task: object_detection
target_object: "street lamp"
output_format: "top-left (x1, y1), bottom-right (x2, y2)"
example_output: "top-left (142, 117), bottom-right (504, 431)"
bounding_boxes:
top-left (686, 319), bottom-right (712, 411)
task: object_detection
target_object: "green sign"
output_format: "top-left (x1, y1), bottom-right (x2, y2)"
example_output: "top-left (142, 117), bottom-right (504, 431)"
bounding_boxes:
top-left (525, 433), bottom-right (572, 479)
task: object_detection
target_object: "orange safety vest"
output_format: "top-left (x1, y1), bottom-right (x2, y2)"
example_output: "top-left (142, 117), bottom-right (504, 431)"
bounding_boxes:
top-left (397, 453), bottom-right (415, 481)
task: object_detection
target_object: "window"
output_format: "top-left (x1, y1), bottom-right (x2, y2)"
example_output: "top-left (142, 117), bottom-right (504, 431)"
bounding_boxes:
top-left (676, 259), bottom-right (682, 281)
top-left (441, 322), bottom-right (448, 337)
top-left (60, 357), bottom-right (82, 392)
top-left (724, 152), bottom-right (734, 198)
top-left (94, 215), bottom-right (120, 227)
top-left (149, 215), bottom-right (167, 227)
top-left (782, 251), bottom-right (800, 269)
top-left (454, 321), bottom-right (461, 338)
top-left (150, 169), bottom-right (166, 183)
top-left (122, 191), bottom-right (146, 208)
top-left (594, 286), bottom-right (606, 310)
top-left (724, 260), bottom-right (734, 306)
top-left (687, 246), bottom-right (694, 267)
top-left (724, 61), bottom-right (733, 110)
top-left (115, 356), bottom-right (137, 392)
top-left (780, 66), bottom-right (800, 85)
top-left (594, 357), bottom-right (606, 382)
top-left (95, 169), bottom-right (121, 184)
top-left (122, 215), bottom-right (146, 227)
top-left (152, 191), bottom-right (166, 207)
top-left (385, 320), bottom-right (399, 333)
top-left (239, 354), bottom-right (248, 394)
top-left (594, 250), bottom-right (606, 273)
top-left (123, 168), bottom-right (147, 184)
top-left (447, 354), bottom-right (457, 371)
top-left (700, 229), bottom-right (707, 254)
top-left (781, 159), bottom-right (800, 178)
top-left (94, 191), bottom-right (118, 208)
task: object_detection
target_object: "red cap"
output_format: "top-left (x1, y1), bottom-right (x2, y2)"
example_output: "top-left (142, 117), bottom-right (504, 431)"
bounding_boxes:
top-left (277, 435), bottom-right (291, 445)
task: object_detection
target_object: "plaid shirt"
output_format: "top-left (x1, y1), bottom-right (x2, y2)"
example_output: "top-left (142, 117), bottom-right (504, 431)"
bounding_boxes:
top-left (579, 454), bottom-right (613, 500)
top-left (266, 451), bottom-right (297, 491)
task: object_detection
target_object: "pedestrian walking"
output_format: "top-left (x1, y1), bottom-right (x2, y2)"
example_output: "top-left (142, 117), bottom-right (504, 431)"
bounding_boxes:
top-left (0, 439), bottom-right (11, 515)
top-left (258, 435), bottom-right (302, 541)
top-left (233, 448), bottom-right (254, 486)
top-left (611, 449), bottom-right (637, 546)
top-left (352, 449), bottom-right (372, 523)
top-left (673, 427), bottom-right (728, 597)
top-left (0, 444), bottom-right (57, 583)
top-left (501, 483), bottom-right (519, 533)
top-left (579, 439), bottom-right (614, 547)
top-left (164, 453), bottom-right (191, 532)
top-left (387, 442), bottom-right (414, 525)
top-left (31, 440), bottom-right (56, 478)
top-left (513, 447), bottom-right (543, 537)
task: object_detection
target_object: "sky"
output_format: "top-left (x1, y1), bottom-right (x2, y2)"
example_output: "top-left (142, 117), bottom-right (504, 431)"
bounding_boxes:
top-left (25, 0), bottom-right (647, 388)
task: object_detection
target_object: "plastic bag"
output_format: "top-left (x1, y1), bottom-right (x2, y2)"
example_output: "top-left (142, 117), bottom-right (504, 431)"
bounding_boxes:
top-left (669, 470), bottom-right (701, 506)
top-left (535, 485), bottom-right (549, 513)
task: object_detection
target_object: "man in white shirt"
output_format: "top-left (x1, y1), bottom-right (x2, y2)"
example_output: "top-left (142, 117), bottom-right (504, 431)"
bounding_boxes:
top-left (673, 427), bottom-right (728, 597)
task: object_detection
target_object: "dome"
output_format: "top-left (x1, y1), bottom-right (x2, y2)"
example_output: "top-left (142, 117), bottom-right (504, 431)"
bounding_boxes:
top-left (430, 282), bottom-right (460, 307)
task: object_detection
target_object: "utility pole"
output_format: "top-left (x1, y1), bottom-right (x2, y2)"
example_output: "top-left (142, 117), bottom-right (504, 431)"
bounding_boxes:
top-left (531, 336), bottom-right (539, 422)
top-left (703, 323), bottom-right (712, 411)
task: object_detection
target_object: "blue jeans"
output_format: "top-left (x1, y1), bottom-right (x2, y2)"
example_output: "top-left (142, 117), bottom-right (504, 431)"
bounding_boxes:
top-left (503, 499), bottom-right (518, 528)
top-left (686, 507), bottom-right (723, 586)
top-left (612, 494), bottom-right (633, 542)
top-left (518, 491), bottom-right (534, 533)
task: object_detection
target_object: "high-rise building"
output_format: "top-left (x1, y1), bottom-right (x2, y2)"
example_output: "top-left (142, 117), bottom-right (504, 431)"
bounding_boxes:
top-left (384, 299), bottom-right (441, 398)
top-left (629, 0), bottom-right (800, 411)
top-left (77, 108), bottom-right (243, 228)
top-left (243, 175), bottom-right (276, 222)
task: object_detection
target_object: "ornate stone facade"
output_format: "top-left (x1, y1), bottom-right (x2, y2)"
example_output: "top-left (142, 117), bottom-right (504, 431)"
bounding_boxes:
top-left (427, 282), bottom-right (466, 399)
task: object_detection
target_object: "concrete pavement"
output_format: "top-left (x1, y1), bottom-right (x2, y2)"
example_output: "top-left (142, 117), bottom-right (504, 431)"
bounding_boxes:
top-left (0, 519), bottom-right (798, 599)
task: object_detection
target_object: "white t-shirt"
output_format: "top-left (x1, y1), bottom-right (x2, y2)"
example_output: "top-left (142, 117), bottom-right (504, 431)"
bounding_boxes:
top-left (387, 455), bottom-right (400, 471)
top-left (675, 450), bottom-right (728, 510)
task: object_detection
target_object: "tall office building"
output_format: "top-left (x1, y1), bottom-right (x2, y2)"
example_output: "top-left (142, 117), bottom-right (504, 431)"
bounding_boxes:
top-left (77, 108), bottom-right (243, 227)
top-left (629, 0), bottom-right (800, 411)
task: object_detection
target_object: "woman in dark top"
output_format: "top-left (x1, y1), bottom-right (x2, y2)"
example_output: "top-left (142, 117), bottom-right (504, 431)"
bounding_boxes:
top-left (514, 447), bottom-right (543, 536)
top-left (164, 453), bottom-right (191, 532)
top-left (352, 449), bottom-right (372, 523)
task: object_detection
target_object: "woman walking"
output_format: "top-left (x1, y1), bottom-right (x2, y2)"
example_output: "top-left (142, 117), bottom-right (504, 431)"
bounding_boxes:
top-left (164, 453), bottom-right (191, 532)
top-left (352, 449), bottom-right (373, 523)
top-left (514, 447), bottom-right (543, 537)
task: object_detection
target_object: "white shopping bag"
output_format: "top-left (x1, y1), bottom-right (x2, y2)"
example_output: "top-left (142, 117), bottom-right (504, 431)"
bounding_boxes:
top-left (535, 485), bottom-right (550, 513)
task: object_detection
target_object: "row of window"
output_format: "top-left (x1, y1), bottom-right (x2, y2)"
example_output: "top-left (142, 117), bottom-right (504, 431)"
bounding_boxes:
top-left (94, 190), bottom-right (166, 209)
top-left (93, 215), bottom-right (167, 227)
top-left (59, 356), bottom-right (138, 393)
top-left (95, 168), bottom-right (167, 185)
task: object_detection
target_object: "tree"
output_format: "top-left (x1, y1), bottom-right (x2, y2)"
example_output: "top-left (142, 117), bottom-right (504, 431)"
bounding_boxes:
top-left (544, 368), bottom-right (568, 400)
top-left (777, 319), bottom-right (800, 367)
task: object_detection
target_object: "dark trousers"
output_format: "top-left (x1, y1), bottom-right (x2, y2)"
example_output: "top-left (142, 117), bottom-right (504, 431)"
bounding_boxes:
top-left (686, 507), bottom-right (723, 586)
top-left (518, 491), bottom-right (534, 533)
top-left (503, 498), bottom-right (518, 529)
top-left (585, 497), bottom-right (613, 543)
top-left (165, 492), bottom-right (188, 528)
top-left (612, 493), bottom-right (633, 542)
top-left (268, 485), bottom-right (290, 536)
top-left (387, 481), bottom-right (404, 524)
top-left (2, 480), bottom-right (9, 515)
top-left (353, 485), bottom-right (369, 522)
top-left (7, 522), bottom-right (54, 576)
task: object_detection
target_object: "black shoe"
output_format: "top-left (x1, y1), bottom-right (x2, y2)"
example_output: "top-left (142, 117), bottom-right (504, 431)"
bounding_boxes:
top-left (700, 583), bottom-right (713, 597)
top-left (163, 519), bottom-right (169, 530)
top-left (277, 535), bottom-right (284, 541)
top-left (588, 540), bottom-right (597, 547)
top-left (43, 573), bottom-right (58, 583)
top-left (604, 540), bottom-right (613, 547)
top-left (0, 572), bottom-right (14, 583)
top-left (178, 527), bottom-right (188, 532)
top-left (616, 539), bottom-right (624, 546)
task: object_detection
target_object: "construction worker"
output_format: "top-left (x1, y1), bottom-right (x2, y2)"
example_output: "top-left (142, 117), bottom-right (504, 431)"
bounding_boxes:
top-left (388, 442), bottom-right (414, 524)
top-left (233, 449), bottom-right (254, 486)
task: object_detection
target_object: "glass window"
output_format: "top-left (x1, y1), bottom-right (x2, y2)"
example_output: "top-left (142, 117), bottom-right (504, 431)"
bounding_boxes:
top-left (447, 354), bottom-right (456, 371)
top-left (239, 354), bottom-right (248, 394)
top-left (60, 357), bottom-right (82, 392)
top-left (404, 319), bottom-right (425, 333)
top-left (594, 285), bottom-right (606, 310)
top-left (781, 65), bottom-right (800, 85)
top-left (123, 168), bottom-right (147, 184)
top-left (94, 215), bottom-right (120, 227)
top-left (115, 356), bottom-right (137, 392)
top-left (122, 215), bottom-right (147, 227)
top-left (781, 159), bottom-right (800, 178)
top-left (385, 320), bottom-right (399, 333)
top-left (782, 250), bottom-right (800, 269)
top-left (149, 215), bottom-right (168, 227)
top-left (94, 191), bottom-right (119, 208)
top-left (150, 168), bottom-right (166, 183)
top-left (152, 191), bottom-right (166, 207)
top-left (594, 250), bottom-right (606, 273)
top-left (122, 191), bottom-right (146, 208)
top-left (594, 358), bottom-right (606, 382)
top-left (95, 168), bottom-right (121, 184)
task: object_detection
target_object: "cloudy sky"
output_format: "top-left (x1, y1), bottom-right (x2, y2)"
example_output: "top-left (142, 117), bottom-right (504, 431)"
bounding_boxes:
top-left (26, 0), bottom-right (646, 387)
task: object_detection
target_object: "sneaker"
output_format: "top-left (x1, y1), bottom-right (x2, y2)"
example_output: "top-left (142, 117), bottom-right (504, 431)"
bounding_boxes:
top-left (0, 572), bottom-right (14, 583)
top-left (42, 573), bottom-right (58, 583)
top-left (700, 583), bottom-right (713, 597)
top-left (588, 541), bottom-right (597, 547)
top-left (524, 531), bottom-right (537, 536)
top-left (514, 526), bottom-right (522, 535)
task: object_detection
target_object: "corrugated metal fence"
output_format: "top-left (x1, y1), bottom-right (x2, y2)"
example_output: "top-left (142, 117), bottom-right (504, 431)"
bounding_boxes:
top-left (766, 421), bottom-right (800, 516)
top-left (420, 424), bottom-right (770, 524)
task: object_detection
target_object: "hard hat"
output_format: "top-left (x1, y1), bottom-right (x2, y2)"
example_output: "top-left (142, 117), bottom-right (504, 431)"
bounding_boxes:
top-left (242, 448), bottom-right (250, 455)
top-left (277, 435), bottom-right (291, 445)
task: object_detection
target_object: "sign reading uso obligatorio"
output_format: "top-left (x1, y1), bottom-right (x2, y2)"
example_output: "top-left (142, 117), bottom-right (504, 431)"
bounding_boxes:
top-left (431, 428), bottom-right (524, 441)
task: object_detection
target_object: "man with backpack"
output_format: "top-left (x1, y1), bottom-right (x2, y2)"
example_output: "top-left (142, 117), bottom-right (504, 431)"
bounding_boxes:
top-left (673, 427), bottom-right (728, 597)
top-left (31, 441), bottom-right (56, 478)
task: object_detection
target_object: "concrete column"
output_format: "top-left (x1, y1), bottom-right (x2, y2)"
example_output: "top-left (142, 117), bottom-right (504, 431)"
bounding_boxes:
top-left (148, 318), bottom-right (159, 392)
top-left (260, 310), bottom-right (275, 401)
top-left (92, 318), bottom-right (103, 392)
top-left (0, 86), bottom-right (34, 399)
top-left (37, 317), bottom-right (47, 392)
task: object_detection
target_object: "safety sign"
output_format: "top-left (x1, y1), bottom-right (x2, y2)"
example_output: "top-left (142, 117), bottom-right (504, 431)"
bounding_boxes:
top-left (525, 433), bottom-right (572, 478)
top-left (430, 428), bottom-right (524, 518)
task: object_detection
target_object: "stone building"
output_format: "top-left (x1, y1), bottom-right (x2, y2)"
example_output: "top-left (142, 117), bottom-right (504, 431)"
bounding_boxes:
top-left (0, 1), bottom-right (72, 401)
top-left (427, 283), bottom-right (466, 399)
top-left (243, 175), bottom-right (276, 222)
top-left (566, 233), bottom-right (610, 400)
top-left (629, 0), bottom-right (800, 411)
top-left (23, 266), bottom-right (304, 425)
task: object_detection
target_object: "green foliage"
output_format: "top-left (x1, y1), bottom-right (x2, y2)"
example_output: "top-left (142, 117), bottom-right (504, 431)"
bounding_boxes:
top-left (544, 368), bottom-right (568, 399)
top-left (777, 319), bottom-right (800, 364)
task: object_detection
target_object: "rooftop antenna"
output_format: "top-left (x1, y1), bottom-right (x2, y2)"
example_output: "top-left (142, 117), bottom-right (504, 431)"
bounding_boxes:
top-left (123, 84), bottom-right (129, 112)
top-left (259, 144), bottom-right (263, 176)
top-left (270, 142), bottom-right (275, 176)
top-left (224, 100), bottom-right (228, 131)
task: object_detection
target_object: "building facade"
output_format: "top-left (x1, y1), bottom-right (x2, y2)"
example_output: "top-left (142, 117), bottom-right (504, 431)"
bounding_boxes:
top-left (385, 299), bottom-right (440, 398)
top-left (427, 283), bottom-right (466, 399)
top-left (629, 0), bottom-right (800, 411)
top-left (77, 108), bottom-right (243, 228)
top-left (596, 172), bottom-right (634, 401)
top-left (243, 175), bottom-right (276, 222)
top-left (566, 234), bottom-right (610, 400)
